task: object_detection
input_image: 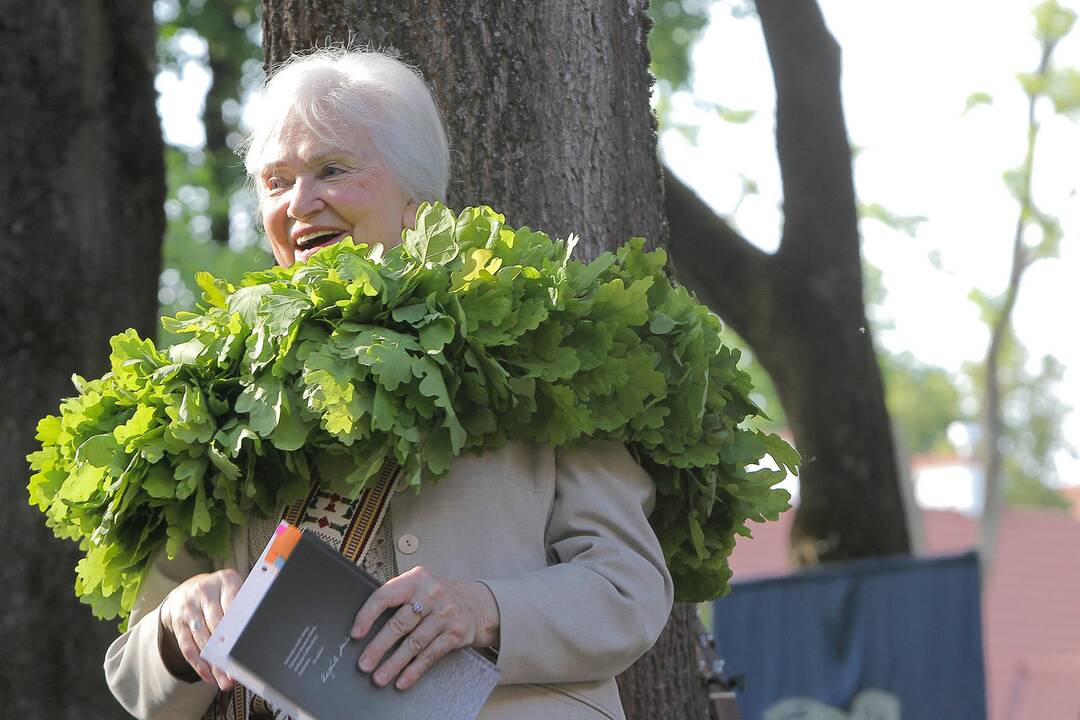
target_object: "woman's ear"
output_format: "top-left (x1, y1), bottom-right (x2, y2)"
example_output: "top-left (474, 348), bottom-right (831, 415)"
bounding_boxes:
top-left (402, 199), bottom-right (420, 230)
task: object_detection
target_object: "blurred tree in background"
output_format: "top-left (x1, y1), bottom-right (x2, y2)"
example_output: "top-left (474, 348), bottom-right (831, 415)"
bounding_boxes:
top-left (647, 0), bottom-right (1077, 525)
top-left (964, 336), bottom-right (1072, 512)
top-left (154, 0), bottom-right (271, 341)
top-left (651, 0), bottom-right (912, 564)
top-left (968, 0), bottom-right (1080, 570)
top-left (158, 0), bottom-right (261, 243)
top-left (649, 1), bottom-right (937, 447)
top-left (881, 353), bottom-right (962, 456)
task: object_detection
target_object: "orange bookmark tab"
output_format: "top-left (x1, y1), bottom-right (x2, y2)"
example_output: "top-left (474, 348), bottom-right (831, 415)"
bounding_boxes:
top-left (265, 521), bottom-right (301, 568)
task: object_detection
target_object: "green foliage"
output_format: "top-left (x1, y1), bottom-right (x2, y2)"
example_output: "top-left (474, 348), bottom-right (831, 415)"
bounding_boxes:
top-left (880, 352), bottom-right (963, 455)
top-left (1032, 0), bottom-right (1077, 39)
top-left (647, 0), bottom-right (759, 154)
top-left (715, 330), bottom-right (787, 434)
top-left (1044, 67), bottom-right (1080, 113)
top-left (1004, 472), bottom-right (1071, 509)
top-left (858, 203), bottom-right (929, 238)
top-left (159, 148), bottom-right (271, 346)
top-left (964, 333), bottom-right (1076, 509)
top-left (648, 0), bottom-right (713, 89)
top-left (28, 204), bottom-right (795, 623)
top-left (1017, 2), bottom-right (1080, 119)
top-left (1011, 0), bottom-right (1079, 125)
top-left (647, 0), bottom-right (757, 91)
top-left (156, 0), bottom-right (261, 66)
top-left (963, 91), bottom-right (995, 114)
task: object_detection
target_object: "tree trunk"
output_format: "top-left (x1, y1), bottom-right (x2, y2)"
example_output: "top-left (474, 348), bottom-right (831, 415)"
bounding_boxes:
top-left (261, 1), bottom-right (709, 717)
top-left (664, 0), bottom-right (911, 564)
top-left (0, 1), bottom-right (165, 717)
top-left (205, 50), bottom-right (245, 244)
top-left (978, 39), bottom-right (1049, 583)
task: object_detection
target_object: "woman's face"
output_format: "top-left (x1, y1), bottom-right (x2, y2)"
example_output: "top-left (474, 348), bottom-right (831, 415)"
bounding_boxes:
top-left (258, 120), bottom-right (418, 267)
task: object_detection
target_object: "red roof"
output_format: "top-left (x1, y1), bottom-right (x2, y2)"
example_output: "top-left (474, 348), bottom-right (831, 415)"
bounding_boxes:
top-left (909, 451), bottom-right (978, 470)
top-left (1004, 653), bottom-right (1080, 719)
top-left (728, 505), bottom-right (1080, 720)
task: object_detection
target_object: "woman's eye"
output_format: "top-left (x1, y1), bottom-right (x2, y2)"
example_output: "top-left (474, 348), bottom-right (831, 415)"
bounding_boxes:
top-left (266, 176), bottom-right (290, 192)
top-left (321, 165), bottom-right (345, 178)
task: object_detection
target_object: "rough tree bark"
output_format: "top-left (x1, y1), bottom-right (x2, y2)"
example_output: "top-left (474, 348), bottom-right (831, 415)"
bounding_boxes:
top-left (0, 2), bottom-right (165, 717)
top-left (665, 0), bottom-right (911, 564)
top-left (261, 1), bottom-right (711, 717)
top-left (205, 49), bottom-right (245, 243)
top-left (198, 0), bottom-right (262, 244)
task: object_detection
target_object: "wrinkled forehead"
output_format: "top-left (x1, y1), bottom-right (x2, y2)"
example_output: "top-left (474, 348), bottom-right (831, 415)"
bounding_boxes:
top-left (258, 114), bottom-right (377, 174)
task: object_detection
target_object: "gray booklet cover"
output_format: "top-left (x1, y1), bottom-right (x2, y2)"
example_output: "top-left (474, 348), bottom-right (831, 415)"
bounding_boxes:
top-left (216, 529), bottom-right (500, 720)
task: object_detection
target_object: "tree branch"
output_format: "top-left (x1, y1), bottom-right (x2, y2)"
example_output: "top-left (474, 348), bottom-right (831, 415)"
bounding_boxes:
top-left (665, 0), bottom-right (909, 562)
top-left (755, 0), bottom-right (859, 271)
top-left (979, 37), bottom-right (1054, 583)
top-left (663, 168), bottom-right (771, 340)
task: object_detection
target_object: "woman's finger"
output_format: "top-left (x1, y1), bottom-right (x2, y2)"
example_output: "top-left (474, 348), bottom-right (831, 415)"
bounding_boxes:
top-left (158, 570), bottom-right (245, 686)
top-left (202, 594), bottom-right (226, 636)
top-left (357, 598), bottom-right (425, 674)
top-left (174, 623), bottom-right (216, 686)
top-left (219, 569), bottom-right (242, 614)
top-left (188, 608), bottom-right (212, 650)
top-left (209, 663), bottom-right (235, 692)
top-left (190, 604), bottom-right (232, 691)
top-left (395, 631), bottom-right (459, 690)
top-left (351, 576), bottom-right (417, 639)
top-left (371, 613), bottom-right (441, 688)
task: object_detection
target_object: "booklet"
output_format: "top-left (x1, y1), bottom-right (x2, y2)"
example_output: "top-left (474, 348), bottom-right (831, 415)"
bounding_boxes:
top-left (202, 522), bottom-right (501, 720)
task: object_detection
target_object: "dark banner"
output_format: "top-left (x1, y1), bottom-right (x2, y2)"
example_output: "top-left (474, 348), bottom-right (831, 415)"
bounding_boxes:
top-left (712, 551), bottom-right (986, 720)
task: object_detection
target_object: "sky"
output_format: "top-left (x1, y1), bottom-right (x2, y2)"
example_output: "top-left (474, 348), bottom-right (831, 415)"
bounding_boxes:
top-left (156, 1), bottom-right (1079, 484)
top-left (660, 0), bottom-right (1080, 484)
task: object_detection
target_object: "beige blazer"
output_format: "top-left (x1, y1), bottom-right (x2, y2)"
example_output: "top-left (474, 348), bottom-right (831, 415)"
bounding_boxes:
top-left (104, 440), bottom-right (674, 719)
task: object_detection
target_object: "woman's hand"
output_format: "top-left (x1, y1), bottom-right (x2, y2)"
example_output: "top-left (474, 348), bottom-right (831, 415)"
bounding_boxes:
top-left (158, 569), bottom-right (243, 691)
top-left (351, 565), bottom-right (500, 690)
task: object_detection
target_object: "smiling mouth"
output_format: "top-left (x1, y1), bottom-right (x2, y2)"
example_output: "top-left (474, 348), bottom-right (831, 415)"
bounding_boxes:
top-left (296, 231), bottom-right (347, 256)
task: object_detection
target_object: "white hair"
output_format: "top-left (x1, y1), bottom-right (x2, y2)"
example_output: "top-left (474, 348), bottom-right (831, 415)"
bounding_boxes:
top-left (243, 48), bottom-right (450, 202)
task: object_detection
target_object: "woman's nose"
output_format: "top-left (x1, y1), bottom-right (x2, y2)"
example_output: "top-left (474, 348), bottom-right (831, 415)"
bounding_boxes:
top-left (287, 176), bottom-right (325, 220)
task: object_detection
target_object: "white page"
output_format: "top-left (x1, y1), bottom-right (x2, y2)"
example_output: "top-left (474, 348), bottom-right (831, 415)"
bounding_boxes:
top-left (201, 523), bottom-right (316, 719)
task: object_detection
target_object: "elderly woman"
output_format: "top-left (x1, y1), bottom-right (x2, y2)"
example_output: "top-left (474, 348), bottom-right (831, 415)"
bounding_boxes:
top-left (104, 49), bottom-right (673, 720)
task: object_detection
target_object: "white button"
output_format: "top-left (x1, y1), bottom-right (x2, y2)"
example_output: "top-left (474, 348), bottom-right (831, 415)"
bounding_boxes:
top-left (397, 533), bottom-right (419, 555)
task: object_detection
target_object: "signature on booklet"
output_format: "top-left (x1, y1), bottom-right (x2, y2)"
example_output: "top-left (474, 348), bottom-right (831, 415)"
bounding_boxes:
top-left (320, 634), bottom-right (352, 683)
